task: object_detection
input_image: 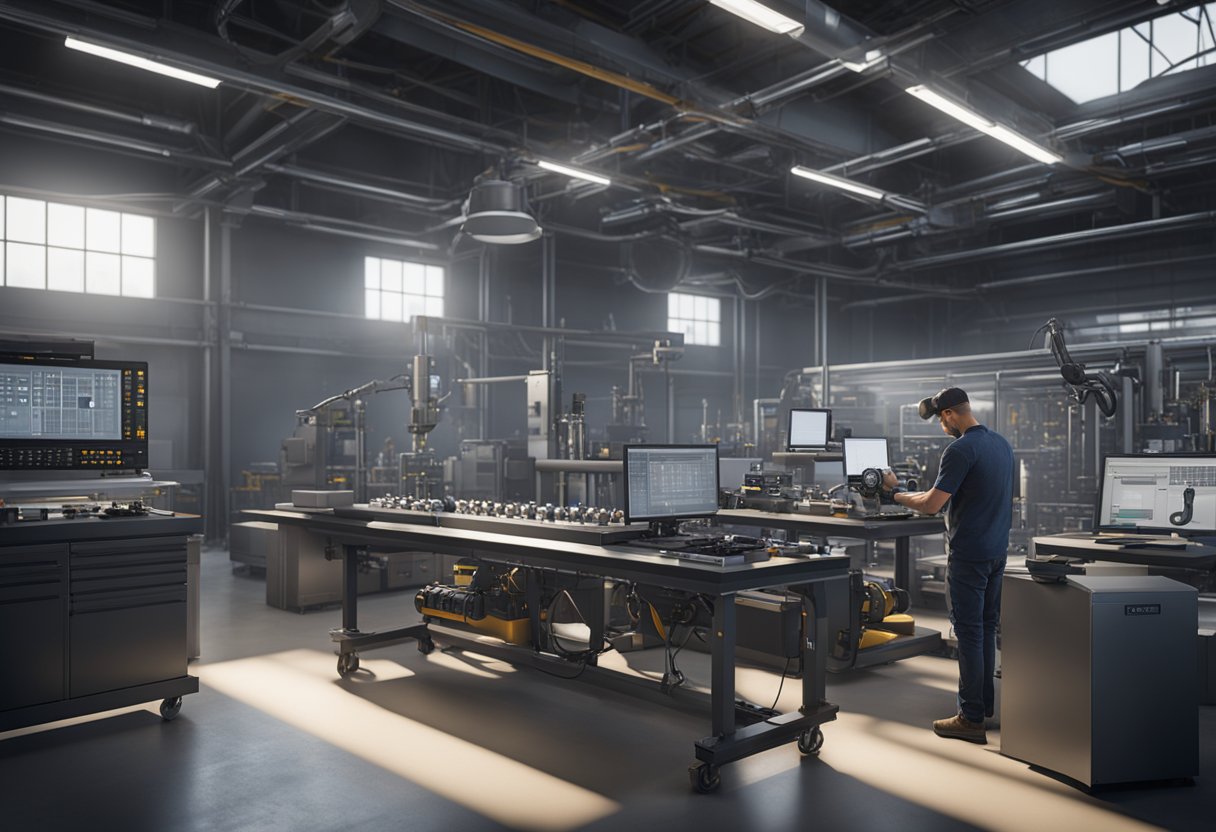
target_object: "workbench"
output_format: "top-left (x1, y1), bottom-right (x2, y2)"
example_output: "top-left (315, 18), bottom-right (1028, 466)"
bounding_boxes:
top-left (716, 508), bottom-right (945, 597)
top-left (0, 513), bottom-right (202, 733)
top-left (1032, 533), bottom-right (1216, 571)
top-left (245, 506), bottom-right (852, 792)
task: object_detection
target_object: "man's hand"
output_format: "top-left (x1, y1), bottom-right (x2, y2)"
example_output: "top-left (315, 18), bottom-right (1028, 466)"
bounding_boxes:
top-left (881, 469), bottom-right (899, 492)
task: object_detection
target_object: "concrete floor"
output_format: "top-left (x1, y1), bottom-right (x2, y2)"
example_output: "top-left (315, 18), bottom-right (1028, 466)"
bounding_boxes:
top-left (1, 546), bottom-right (1212, 832)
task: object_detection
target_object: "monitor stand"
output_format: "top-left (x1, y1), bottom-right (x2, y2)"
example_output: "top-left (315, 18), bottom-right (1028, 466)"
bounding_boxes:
top-left (647, 520), bottom-right (681, 538)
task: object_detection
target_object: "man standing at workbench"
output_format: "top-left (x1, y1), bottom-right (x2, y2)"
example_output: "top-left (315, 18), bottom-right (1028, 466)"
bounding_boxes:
top-left (881, 387), bottom-right (1014, 745)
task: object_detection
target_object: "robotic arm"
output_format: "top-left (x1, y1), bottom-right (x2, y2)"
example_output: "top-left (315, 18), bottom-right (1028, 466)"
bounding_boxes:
top-left (1034, 318), bottom-right (1119, 418)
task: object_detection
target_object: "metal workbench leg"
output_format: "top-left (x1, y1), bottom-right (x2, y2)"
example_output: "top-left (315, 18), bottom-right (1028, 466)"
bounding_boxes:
top-left (710, 594), bottom-right (737, 738)
top-left (341, 543), bottom-right (360, 634)
top-left (585, 579), bottom-right (605, 666)
top-left (800, 582), bottom-right (829, 710)
top-left (526, 568), bottom-right (543, 652)
top-left (895, 537), bottom-right (911, 600)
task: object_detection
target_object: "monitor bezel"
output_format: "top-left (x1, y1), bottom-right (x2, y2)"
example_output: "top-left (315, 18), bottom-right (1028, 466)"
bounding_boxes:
top-left (0, 356), bottom-right (149, 468)
top-left (842, 436), bottom-right (890, 483)
top-left (1095, 452), bottom-right (1216, 536)
top-left (786, 407), bottom-right (832, 452)
top-left (622, 443), bottom-right (720, 524)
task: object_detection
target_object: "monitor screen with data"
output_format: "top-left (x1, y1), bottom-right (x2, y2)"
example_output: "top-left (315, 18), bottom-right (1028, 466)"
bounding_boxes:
top-left (843, 437), bottom-right (889, 482)
top-left (0, 362), bottom-right (123, 440)
top-left (624, 444), bottom-right (719, 523)
top-left (0, 357), bottom-right (148, 470)
top-left (1097, 454), bottom-right (1216, 535)
top-left (787, 408), bottom-right (831, 451)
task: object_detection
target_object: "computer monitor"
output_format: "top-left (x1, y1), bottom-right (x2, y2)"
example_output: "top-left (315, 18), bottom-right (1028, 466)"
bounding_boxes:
top-left (623, 444), bottom-right (719, 524)
top-left (0, 357), bottom-right (148, 470)
top-left (843, 437), bottom-right (889, 483)
top-left (787, 408), bottom-right (831, 451)
top-left (1096, 453), bottom-right (1216, 536)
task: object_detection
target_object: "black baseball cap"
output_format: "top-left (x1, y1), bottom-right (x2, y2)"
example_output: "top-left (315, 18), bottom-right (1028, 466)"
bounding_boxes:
top-left (917, 387), bottom-right (969, 420)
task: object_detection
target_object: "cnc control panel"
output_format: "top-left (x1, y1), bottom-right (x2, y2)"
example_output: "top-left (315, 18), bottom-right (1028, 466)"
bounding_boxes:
top-left (0, 359), bottom-right (148, 470)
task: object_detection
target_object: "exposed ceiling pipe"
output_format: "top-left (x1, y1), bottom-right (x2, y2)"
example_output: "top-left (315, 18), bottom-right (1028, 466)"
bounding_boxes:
top-left (236, 204), bottom-right (440, 250)
top-left (282, 62), bottom-right (519, 146)
top-left (983, 191), bottom-right (1113, 222)
top-left (263, 163), bottom-right (459, 209)
top-left (974, 252), bottom-right (1216, 292)
top-left (842, 189), bottom-right (1118, 248)
top-left (0, 0), bottom-right (512, 155)
top-left (679, 212), bottom-right (836, 242)
top-left (892, 210), bottom-right (1216, 271)
top-left (184, 110), bottom-right (347, 206)
top-left (0, 111), bottom-right (229, 168)
top-left (0, 81), bottom-right (197, 134)
top-left (841, 291), bottom-right (965, 310)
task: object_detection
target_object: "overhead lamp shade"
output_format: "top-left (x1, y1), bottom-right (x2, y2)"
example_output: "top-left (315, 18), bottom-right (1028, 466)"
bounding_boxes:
top-left (461, 180), bottom-right (541, 244)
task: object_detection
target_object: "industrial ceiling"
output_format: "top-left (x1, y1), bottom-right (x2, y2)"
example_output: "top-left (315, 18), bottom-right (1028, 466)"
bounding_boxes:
top-left (0, 0), bottom-right (1214, 304)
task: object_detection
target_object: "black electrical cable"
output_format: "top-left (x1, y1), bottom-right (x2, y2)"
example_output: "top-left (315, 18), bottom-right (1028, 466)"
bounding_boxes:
top-left (763, 657), bottom-right (795, 724)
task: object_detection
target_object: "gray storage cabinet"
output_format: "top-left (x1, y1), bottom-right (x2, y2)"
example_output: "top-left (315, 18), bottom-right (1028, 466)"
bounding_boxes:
top-left (0, 516), bottom-right (201, 732)
top-left (1001, 575), bottom-right (1198, 787)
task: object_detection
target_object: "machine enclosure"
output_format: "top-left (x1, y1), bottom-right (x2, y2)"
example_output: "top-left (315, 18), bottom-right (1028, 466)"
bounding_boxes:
top-left (291, 489), bottom-right (355, 508)
top-left (1001, 575), bottom-right (1198, 787)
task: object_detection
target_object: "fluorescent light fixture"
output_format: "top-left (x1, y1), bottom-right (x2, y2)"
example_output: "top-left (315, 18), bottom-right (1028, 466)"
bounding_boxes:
top-left (905, 84), bottom-right (1063, 165)
top-left (790, 165), bottom-right (887, 201)
top-left (64, 37), bottom-right (221, 89)
top-left (708, 0), bottom-right (805, 37)
top-left (905, 85), bottom-right (994, 132)
top-left (985, 125), bottom-right (1064, 165)
top-left (536, 160), bottom-right (611, 187)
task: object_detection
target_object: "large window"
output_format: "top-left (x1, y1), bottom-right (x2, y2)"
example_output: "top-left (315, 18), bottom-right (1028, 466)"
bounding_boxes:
top-left (364, 256), bottom-right (444, 322)
top-left (1, 194), bottom-right (155, 297)
top-left (1021, 3), bottom-right (1216, 104)
top-left (668, 292), bottom-right (721, 346)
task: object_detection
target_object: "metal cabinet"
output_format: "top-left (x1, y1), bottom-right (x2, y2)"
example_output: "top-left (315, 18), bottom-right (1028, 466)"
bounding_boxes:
top-left (0, 544), bottom-right (68, 711)
top-left (67, 537), bottom-right (187, 698)
top-left (0, 517), bottom-right (199, 734)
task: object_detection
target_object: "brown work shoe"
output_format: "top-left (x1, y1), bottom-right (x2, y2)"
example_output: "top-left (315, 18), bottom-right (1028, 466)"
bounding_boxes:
top-left (933, 713), bottom-right (987, 744)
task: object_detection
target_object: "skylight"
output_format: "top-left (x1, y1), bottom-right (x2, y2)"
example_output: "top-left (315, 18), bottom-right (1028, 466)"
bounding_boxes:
top-left (1021, 2), bottom-right (1216, 104)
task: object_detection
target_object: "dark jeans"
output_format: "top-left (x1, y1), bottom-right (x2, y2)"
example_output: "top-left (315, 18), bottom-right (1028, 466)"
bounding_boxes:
top-left (947, 557), bottom-right (1006, 723)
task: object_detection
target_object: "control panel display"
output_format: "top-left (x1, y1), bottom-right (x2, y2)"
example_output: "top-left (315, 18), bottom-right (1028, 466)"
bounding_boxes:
top-left (623, 445), bottom-right (719, 523)
top-left (0, 358), bottom-right (148, 470)
top-left (1098, 454), bottom-right (1216, 535)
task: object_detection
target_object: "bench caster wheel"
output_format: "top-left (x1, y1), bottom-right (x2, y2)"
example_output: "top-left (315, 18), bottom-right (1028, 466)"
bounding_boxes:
top-left (797, 726), bottom-right (824, 756)
top-left (337, 652), bottom-right (360, 677)
top-left (417, 636), bottom-right (435, 655)
top-left (160, 697), bottom-right (183, 721)
top-left (689, 762), bottom-right (720, 793)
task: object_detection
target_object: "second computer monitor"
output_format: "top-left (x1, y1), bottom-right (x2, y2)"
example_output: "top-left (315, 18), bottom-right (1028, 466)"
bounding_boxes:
top-left (1097, 453), bottom-right (1216, 535)
top-left (843, 437), bottom-right (889, 483)
top-left (787, 408), bottom-right (831, 451)
top-left (623, 444), bottom-right (720, 524)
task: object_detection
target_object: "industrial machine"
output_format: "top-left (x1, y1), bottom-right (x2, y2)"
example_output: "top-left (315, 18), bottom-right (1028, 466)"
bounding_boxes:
top-left (415, 560), bottom-right (531, 646)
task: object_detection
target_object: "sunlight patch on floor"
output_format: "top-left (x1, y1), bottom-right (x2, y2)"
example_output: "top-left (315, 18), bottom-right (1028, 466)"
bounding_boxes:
top-left (197, 648), bottom-right (619, 831)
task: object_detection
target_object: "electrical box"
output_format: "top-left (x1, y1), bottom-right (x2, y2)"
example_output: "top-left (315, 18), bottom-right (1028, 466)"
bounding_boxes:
top-left (527, 370), bottom-right (552, 460)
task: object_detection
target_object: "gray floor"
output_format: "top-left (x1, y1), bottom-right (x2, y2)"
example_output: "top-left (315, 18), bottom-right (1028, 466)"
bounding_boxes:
top-left (1, 546), bottom-right (1212, 832)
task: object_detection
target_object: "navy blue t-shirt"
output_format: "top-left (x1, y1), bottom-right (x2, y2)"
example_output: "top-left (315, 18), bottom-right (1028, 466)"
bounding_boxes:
top-left (932, 424), bottom-right (1014, 561)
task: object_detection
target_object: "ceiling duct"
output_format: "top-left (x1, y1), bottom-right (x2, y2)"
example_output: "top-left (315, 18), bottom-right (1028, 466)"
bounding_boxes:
top-left (626, 238), bottom-right (689, 292)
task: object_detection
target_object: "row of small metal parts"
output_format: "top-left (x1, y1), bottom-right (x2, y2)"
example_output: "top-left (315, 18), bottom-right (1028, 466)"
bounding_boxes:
top-left (367, 495), bottom-right (626, 525)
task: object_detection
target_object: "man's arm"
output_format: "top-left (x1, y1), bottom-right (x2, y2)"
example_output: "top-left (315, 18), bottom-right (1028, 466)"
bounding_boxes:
top-left (893, 486), bottom-right (951, 515)
top-left (881, 455), bottom-right (958, 515)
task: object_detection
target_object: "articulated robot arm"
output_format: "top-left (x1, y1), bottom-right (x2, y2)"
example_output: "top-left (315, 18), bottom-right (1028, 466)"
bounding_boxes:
top-left (297, 375), bottom-right (411, 417)
top-left (1034, 318), bottom-right (1119, 417)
